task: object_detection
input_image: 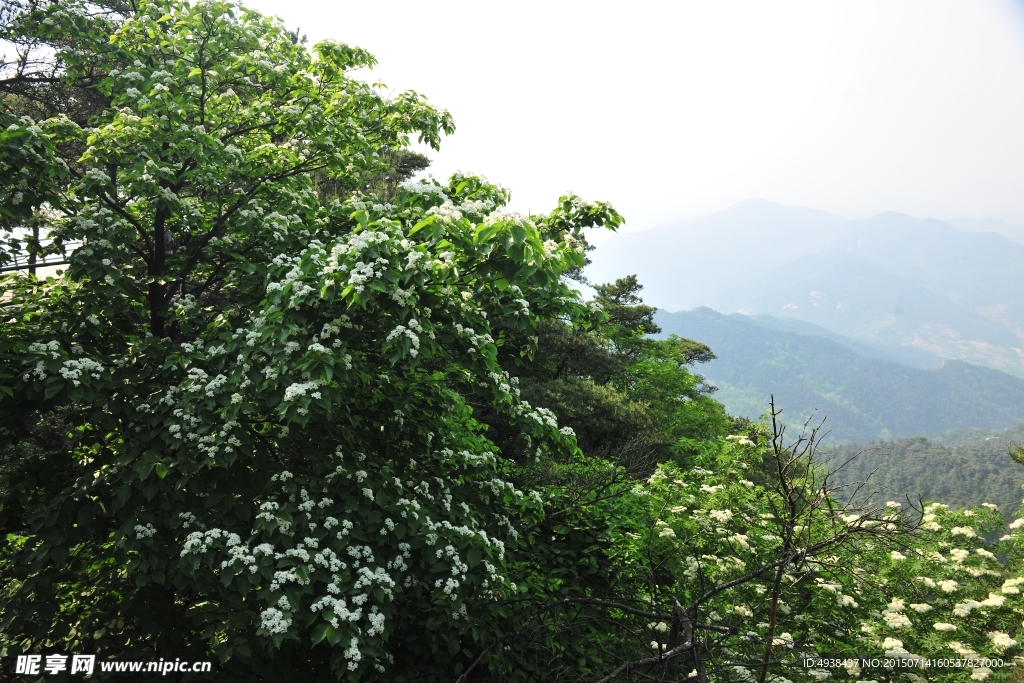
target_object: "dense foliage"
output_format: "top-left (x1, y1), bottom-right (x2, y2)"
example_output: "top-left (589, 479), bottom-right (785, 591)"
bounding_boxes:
top-left (824, 425), bottom-right (1024, 519)
top-left (477, 274), bottom-right (730, 465)
top-left (4, 1), bottom-right (1024, 682)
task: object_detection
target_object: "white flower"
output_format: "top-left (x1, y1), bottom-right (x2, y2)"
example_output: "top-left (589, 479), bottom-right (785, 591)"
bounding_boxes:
top-left (771, 632), bottom-right (794, 648)
top-left (134, 523), bottom-right (157, 539)
top-left (890, 551), bottom-right (906, 561)
top-left (953, 600), bottom-right (981, 617)
top-left (283, 381), bottom-right (319, 401)
top-left (980, 593), bottom-right (1006, 608)
top-left (909, 603), bottom-right (932, 613)
top-left (948, 641), bottom-right (979, 657)
top-left (883, 612), bottom-right (911, 629)
top-left (988, 631), bottom-right (1017, 650)
top-left (939, 579), bottom-right (959, 593)
top-left (882, 599), bottom-right (910, 629)
top-left (950, 526), bottom-right (977, 538)
top-left (1002, 578), bottom-right (1024, 594)
top-left (933, 622), bottom-right (956, 632)
top-left (260, 607), bottom-right (291, 634)
top-left (708, 509), bottom-right (734, 524)
top-left (950, 548), bottom-right (970, 563)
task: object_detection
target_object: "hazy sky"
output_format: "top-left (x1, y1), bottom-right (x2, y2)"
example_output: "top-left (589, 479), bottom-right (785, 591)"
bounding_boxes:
top-left (244, 0), bottom-right (1024, 232)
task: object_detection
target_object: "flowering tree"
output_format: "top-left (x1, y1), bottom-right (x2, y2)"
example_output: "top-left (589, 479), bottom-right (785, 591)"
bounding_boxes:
top-left (5, 2), bottom-right (1024, 682)
top-left (482, 406), bottom-right (1024, 682)
top-left (0, 0), bottom-right (623, 679)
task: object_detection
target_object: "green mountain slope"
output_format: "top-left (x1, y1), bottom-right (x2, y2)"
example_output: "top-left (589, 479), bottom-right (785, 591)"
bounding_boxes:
top-left (655, 307), bottom-right (1024, 443)
top-left (822, 424), bottom-right (1024, 518)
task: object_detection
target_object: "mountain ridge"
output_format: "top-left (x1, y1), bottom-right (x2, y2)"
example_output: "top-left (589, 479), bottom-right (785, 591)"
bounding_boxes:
top-left (655, 307), bottom-right (1024, 444)
top-left (589, 200), bottom-right (1024, 375)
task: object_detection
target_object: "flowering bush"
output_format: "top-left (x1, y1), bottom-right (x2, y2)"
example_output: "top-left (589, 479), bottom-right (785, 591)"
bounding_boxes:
top-left (562, 415), bottom-right (1024, 682)
top-left (5, 2), bottom-right (1024, 682)
top-left (0, 1), bottom-right (621, 679)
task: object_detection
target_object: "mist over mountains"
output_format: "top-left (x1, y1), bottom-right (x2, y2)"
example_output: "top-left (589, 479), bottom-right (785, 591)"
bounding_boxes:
top-left (588, 200), bottom-right (1024, 377)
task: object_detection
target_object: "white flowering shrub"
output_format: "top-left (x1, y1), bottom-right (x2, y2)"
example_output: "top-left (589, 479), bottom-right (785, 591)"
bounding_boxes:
top-left (839, 502), bottom-right (1024, 681)
top-left (0, 0), bottom-right (622, 680)
top-left (553, 416), bottom-right (1024, 682)
top-left (7, 2), bottom-right (1024, 681)
top-left (433, 414), bottom-right (1024, 681)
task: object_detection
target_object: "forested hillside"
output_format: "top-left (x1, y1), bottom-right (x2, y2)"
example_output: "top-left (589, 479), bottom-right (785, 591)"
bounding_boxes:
top-left (823, 423), bottom-right (1024, 517)
top-left (656, 307), bottom-right (1024, 443)
top-left (5, 2), bottom-right (1024, 681)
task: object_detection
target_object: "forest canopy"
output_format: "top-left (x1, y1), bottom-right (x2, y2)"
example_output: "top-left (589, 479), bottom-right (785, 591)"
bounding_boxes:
top-left (4, 1), bottom-right (1024, 682)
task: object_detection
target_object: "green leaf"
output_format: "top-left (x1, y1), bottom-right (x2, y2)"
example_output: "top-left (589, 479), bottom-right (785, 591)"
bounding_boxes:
top-left (408, 216), bottom-right (435, 236)
top-left (312, 622), bottom-right (331, 645)
top-left (511, 225), bottom-right (527, 246)
top-left (44, 380), bottom-right (63, 400)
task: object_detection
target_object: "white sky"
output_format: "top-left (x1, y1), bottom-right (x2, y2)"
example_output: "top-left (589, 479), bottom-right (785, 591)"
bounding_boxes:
top-left (243, 0), bottom-right (1024, 234)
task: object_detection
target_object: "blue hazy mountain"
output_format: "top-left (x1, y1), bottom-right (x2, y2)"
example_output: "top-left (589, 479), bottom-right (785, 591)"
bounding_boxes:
top-left (655, 307), bottom-right (1024, 444)
top-left (947, 217), bottom-right (1024, 247)
top-left (588, 200), bottom-right (1024, 376)
top-left (588, 200), bottom-right (846, 310)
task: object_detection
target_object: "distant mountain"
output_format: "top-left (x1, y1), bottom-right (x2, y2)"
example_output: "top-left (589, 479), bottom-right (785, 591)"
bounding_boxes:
top-left (655, 307), bottom-right (1024, 444)
top-left (946, 218), bottom-right (1024, 247)
top-left (719, 250), bottom-right (1024, 375)
top-left (822, 424), bottom-right (1024, 518)
top-left (588, 201), bottom-right (1024, 376)
top-left (587, 200), bottom-right (846, 310)
top-left (738, 314), bottom-right (943, 369)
